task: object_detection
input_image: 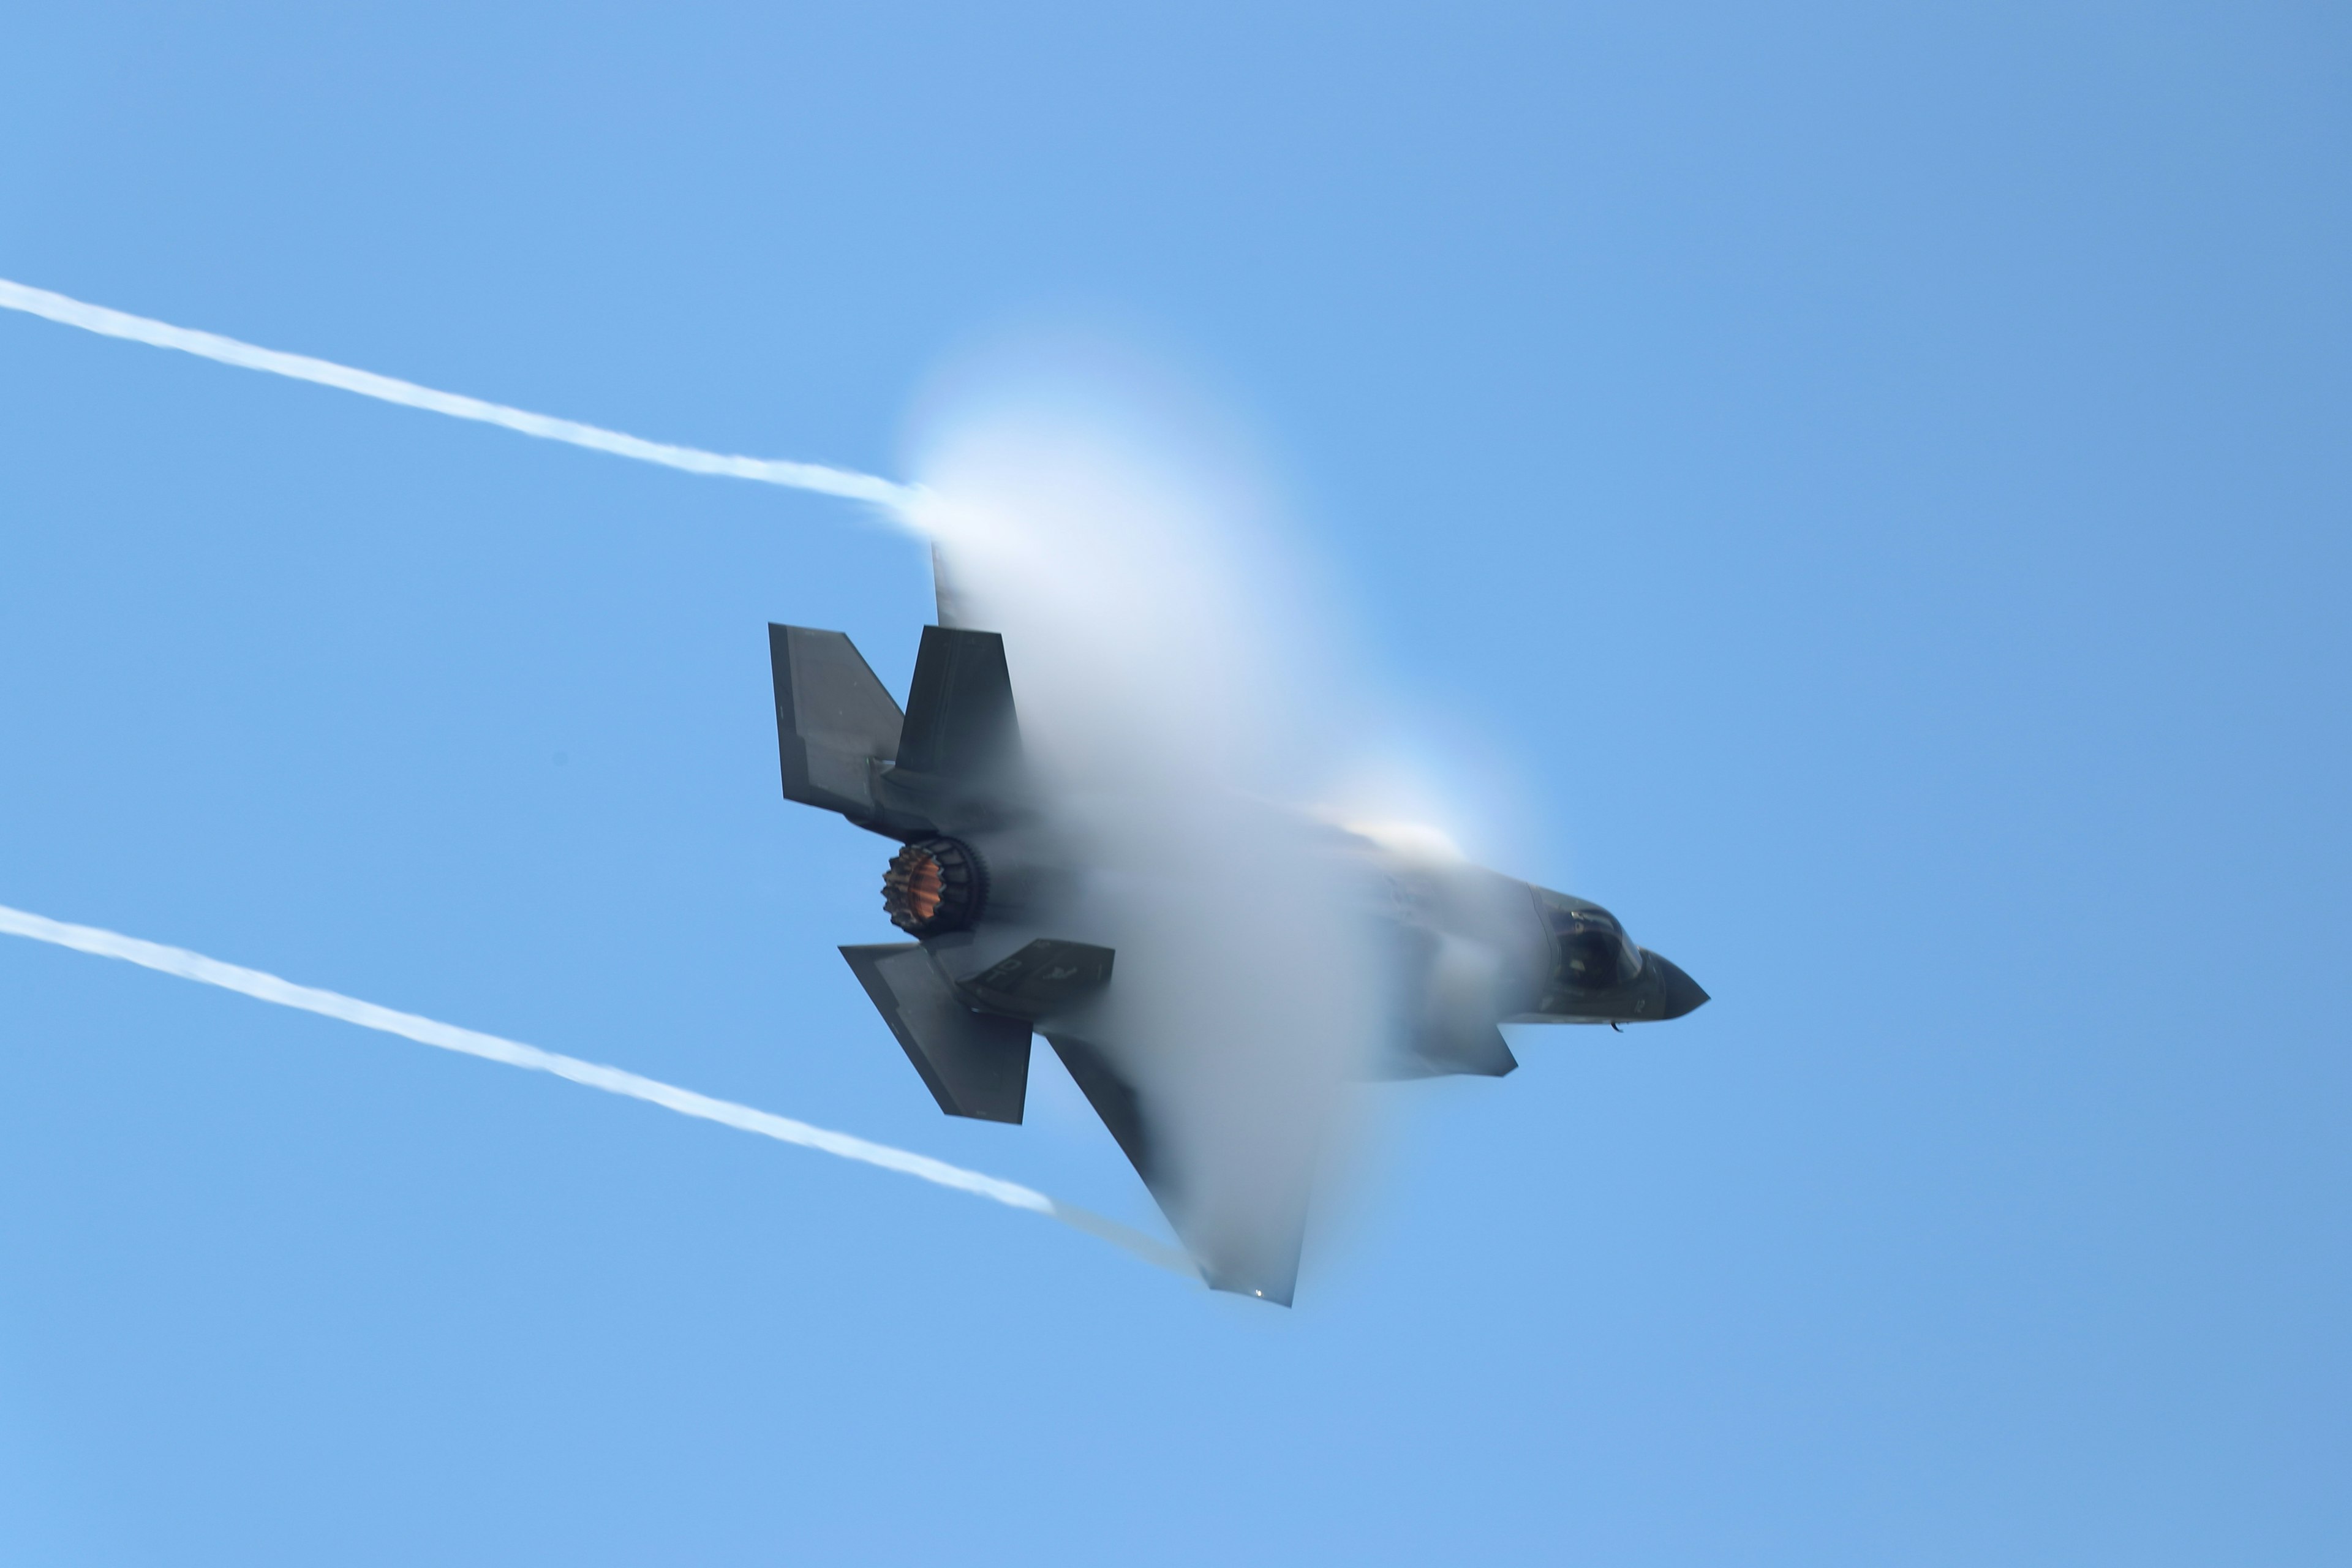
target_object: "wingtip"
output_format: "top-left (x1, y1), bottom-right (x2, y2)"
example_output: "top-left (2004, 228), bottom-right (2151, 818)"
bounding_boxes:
top-left (1203, 1269), bottom-right (1296, 1308)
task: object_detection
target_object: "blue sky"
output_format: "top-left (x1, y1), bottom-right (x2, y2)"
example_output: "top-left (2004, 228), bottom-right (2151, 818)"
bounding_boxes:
top-left (2, 3), bottom-right (2346, 1563)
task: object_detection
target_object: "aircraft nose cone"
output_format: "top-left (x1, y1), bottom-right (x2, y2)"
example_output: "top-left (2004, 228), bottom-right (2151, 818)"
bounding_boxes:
top-left (1643, 952), bottom-right (1711, 1020)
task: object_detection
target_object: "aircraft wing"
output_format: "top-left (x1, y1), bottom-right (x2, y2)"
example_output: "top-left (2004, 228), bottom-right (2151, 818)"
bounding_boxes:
top-left (1041, 1029), bottom-right (1327, 1306)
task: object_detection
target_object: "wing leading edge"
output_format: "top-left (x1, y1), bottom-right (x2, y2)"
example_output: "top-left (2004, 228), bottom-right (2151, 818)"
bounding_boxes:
top-left (1043, 1031), bottom-right (1320, 1306)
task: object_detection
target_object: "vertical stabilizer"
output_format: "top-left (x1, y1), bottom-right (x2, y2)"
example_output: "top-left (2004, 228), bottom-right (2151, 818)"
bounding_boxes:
top-left (893, 626), bottom-right (1020, 784)
top-left (768, 625), bottom-right (905, 827)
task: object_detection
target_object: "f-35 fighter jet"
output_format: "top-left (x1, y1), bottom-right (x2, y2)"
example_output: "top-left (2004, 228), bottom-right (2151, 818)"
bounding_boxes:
top-left (767, 616), bottom-right (1706, 1304)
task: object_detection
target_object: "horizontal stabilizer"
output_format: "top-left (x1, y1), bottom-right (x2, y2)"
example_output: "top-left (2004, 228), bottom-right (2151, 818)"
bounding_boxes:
top-left (769, 625), bottom-right (906, 828)
top-left (842, 943), bottom-right (1031, 1123)
top-left (965, 939), bottom-right (1114, 1019)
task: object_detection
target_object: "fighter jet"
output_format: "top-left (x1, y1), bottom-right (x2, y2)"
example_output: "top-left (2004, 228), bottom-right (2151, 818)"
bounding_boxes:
top-left (766, 611), bottom-right (1706, 1305)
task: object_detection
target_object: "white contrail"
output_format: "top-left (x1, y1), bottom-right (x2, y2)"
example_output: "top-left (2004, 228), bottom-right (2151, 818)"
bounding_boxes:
top-left (0, 277), bottom-right (917, 510)
top-left (0, 902), bottom-right (1195, 1280)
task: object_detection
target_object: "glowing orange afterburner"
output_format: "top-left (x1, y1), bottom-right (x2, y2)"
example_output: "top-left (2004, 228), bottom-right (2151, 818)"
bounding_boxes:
top-left (880, 838), bottom-right (986, 935)
top-left (882, 845), bottom-right (942, 926)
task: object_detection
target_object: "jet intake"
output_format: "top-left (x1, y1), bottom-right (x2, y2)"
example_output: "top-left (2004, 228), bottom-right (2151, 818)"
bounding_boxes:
top-left (883, 837), bottom-right (987, 935)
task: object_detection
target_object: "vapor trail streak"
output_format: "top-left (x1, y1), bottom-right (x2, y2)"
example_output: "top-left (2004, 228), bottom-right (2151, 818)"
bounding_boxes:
top-left (0, 902), bottom-right (1195, 1279)
top-left (0, 277), bottom-right (915, 508)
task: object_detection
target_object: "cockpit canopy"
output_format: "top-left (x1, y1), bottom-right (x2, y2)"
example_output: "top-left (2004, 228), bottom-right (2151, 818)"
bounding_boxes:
top-left (1537, 892), bottom-right (1644, 991)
